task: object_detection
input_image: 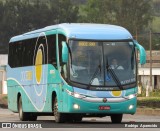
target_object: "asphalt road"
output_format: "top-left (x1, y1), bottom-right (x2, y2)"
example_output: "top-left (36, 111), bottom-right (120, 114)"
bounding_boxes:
top-left (0, 108), bottom-right (159, 130)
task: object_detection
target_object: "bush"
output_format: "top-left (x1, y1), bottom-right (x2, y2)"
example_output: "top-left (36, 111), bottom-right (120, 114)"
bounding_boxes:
top-left (149, 89), bottom-right (160, 97)
top-left (137, 97), bottom-right (160, 108)
top-left (137, 89), bottom-right (160, 97)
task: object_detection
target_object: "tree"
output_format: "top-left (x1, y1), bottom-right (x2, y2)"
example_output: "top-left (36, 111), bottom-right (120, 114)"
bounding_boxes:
top-left (114, 0), bottom-right (153, 34)
top-left (49, 0), bottom-right (79, 24)
top-left (79, 0), bottom-right (116, 23)
top-left (80, 0), bottom-right (153, 34)
top-left (0, 0), bottom-right (79, 53)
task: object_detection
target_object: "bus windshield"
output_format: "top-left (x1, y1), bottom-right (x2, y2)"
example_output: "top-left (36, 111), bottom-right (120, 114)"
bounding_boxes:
top-left (68, 40), bottom-right (136, 90)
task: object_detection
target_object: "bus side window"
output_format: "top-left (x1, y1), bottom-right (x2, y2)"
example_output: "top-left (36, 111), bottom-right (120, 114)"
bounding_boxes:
top-left (15, 42), bottom-right (22, 67)
top-left (48, 35), bottom-right (57, 68)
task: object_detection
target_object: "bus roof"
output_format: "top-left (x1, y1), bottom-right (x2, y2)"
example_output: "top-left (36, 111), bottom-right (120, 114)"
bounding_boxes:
top-left (10, 23), bottom-right (133, 42)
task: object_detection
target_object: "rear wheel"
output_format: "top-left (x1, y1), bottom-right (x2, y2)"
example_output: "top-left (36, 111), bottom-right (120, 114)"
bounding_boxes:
top-left (53, 97), bottom-right (66, 123)
top-left (18, 96), bottom-right (28, 121)
top-left (110, 114), bottom-right (123, 123)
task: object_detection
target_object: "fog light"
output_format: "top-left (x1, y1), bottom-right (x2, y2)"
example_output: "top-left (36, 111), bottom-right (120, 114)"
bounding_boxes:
top-left (73, 104), bottom-right (80, 109)
top-left (129, 105), bottom-right (134, 110)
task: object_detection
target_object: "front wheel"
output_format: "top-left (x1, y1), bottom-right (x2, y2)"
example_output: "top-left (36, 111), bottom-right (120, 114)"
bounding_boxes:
top-left (53, 97), bottom-right (66, 123)
top-left (110, 114), bottom-right (123, 123)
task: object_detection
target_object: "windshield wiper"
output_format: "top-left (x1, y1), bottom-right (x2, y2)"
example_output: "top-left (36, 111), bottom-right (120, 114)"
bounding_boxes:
top-left (87, 64), bottom-right (101, 89)
top-left (106, 58), bottom-right (123, 90)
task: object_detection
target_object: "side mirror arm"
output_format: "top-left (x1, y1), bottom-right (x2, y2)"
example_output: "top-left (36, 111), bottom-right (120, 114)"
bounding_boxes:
top-left (133, 40), bottom-right (146, 65)
top-left (62, 41), bottom-right (69, 63)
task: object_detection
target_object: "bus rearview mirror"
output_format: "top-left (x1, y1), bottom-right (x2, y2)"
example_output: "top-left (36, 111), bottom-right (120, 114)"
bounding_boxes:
top-left (133, 40), bottom-right (146, 65)
top-left (62, 41), bottom-right (69, 63)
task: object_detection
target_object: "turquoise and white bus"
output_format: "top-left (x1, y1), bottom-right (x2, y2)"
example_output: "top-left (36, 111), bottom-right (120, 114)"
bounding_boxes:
top-left (7, 23), bottom-right (146, 123)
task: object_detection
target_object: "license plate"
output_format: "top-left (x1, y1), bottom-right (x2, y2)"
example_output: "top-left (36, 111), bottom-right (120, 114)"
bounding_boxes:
top-left (99, 106), bottom-right (110, 110)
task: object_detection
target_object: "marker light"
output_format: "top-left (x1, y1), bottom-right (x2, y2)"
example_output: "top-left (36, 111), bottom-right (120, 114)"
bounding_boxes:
top-left (129, 105), bottom-right (134, 110)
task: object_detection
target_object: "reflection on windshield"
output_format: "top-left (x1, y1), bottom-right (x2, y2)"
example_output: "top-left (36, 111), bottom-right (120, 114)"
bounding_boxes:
top-left (69, 40), bottom-right (136, 89)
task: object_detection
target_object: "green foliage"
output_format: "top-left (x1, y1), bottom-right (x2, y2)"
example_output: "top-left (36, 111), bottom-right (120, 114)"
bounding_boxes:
top-left (0, 0), bottom-right (79, 53)
top-left (149, 89), bottom-right (160, 97)
top-left (0, 0), bottom-right (157, 53)
top-left (78, 0), bottom-right (155, 50)
top-left (138, 89), bottom-right (160, 97)
top-left (2, 95), bottom-right (7, 100)
top-left (49, 0), bottom-right (79, 23)
top-left (79, 0), bottom-right (117, 23)
top-left (137, 97), bottom-right (160, 108)
top-left (152, 16), bottom-right (160, 32)
top-left (137, 88), bottom-right (146, 97)
top-left (79, 0), bottom-right (153, 34)
top-left (79, 0), bottom-right (159, 50)
top-left (153, 0), bottom-right (160, 16)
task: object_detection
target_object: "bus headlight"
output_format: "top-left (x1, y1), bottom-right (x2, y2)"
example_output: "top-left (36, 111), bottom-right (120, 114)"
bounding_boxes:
top-left (74, 93), bottom-right (81, 98)
top-left (125, 94), bottom-right (136, 100)
top-left (128, 94), bottom-right (135, 99)
top-left (66, 89), bottom-right (86, 99)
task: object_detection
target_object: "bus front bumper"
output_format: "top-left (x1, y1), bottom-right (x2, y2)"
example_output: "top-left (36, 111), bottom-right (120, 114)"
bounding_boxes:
top-left (65, 92), bottom-right (137, 114)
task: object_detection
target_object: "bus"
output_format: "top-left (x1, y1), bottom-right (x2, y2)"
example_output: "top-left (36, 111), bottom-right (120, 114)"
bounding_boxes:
top-left (7, 23), bottom-right (146, 123)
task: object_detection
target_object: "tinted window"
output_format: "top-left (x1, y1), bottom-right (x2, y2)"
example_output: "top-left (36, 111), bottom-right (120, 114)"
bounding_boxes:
top-left (48, 35), bottom-right (57, 67)
top-left (8, 34), bottom-right (57, 68)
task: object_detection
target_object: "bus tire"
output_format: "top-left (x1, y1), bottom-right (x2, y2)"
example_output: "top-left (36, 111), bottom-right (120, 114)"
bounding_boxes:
top-left (53, 97), bottom-right (65, 123)
top-left (18, 96), bottom-right (28, 121)
top-left (110, 114), bottom-right (123, 123)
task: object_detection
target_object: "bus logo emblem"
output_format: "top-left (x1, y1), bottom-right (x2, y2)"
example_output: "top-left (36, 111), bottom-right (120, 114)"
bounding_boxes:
top-left (103, 98), bottom-right (107, 103)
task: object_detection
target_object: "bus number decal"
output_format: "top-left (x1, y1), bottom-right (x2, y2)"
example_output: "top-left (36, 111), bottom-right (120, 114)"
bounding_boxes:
top-left (78, 41), bottom-right (96, 46)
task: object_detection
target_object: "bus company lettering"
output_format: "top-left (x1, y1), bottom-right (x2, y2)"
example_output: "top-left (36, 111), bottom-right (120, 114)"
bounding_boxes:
top-left (26, 71), bottom-right (32, 80)
top-left (21, 71), bottom-right (32, 81)
top-left (121, 78), bottom-right (136, 85)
